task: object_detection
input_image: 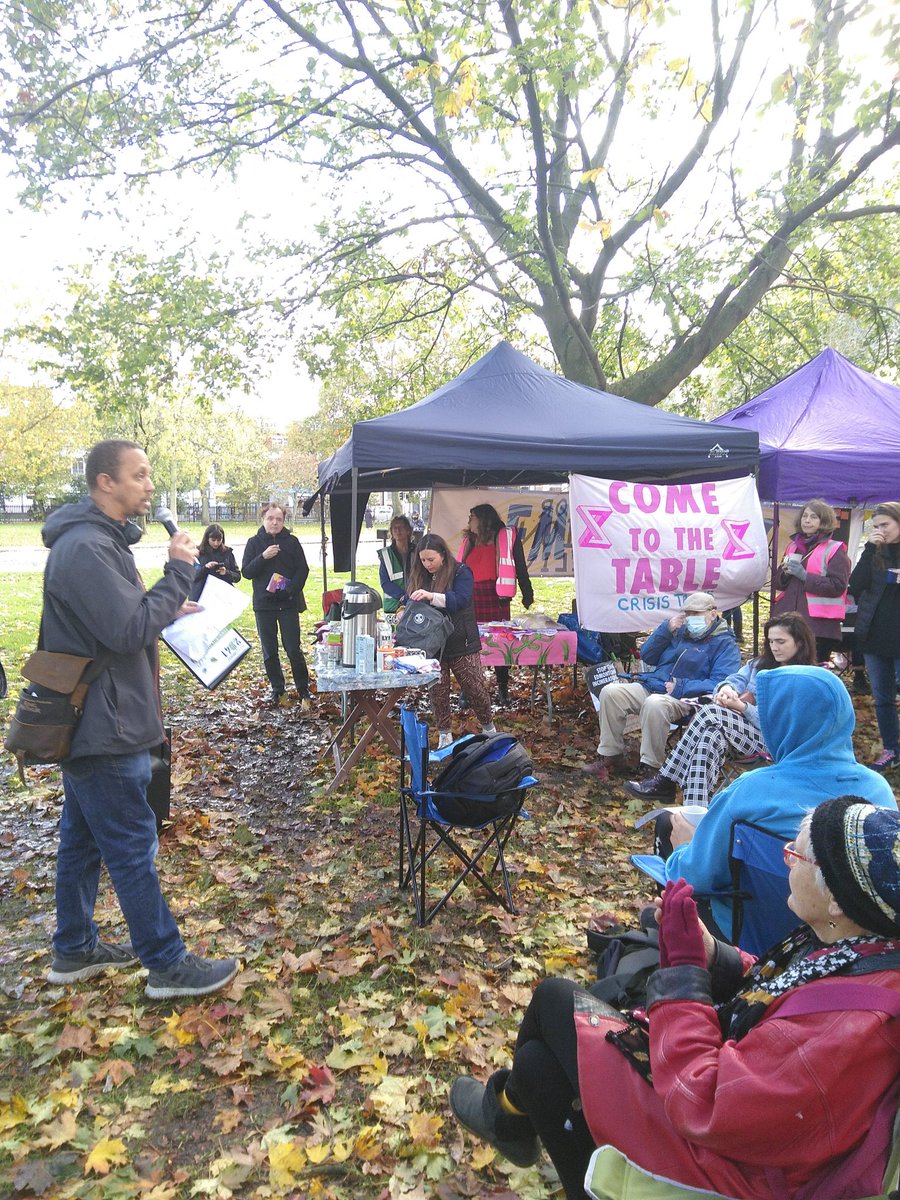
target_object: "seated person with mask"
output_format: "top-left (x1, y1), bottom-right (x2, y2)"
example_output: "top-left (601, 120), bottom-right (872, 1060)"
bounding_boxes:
top-left (581, 592), bottom-right (740, 782)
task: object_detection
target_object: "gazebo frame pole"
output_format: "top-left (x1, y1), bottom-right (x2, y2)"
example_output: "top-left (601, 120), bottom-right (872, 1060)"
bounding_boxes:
top-left (765, 500), bottom-right (781, 656)
top-left (320, 493), bottom-right (328, 594)
top-left (350, 468), bottom-right (359, 580)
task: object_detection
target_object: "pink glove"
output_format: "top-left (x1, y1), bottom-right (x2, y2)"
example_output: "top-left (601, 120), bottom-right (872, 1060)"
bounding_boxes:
top-left (658, 879), bottom-right (707, 969)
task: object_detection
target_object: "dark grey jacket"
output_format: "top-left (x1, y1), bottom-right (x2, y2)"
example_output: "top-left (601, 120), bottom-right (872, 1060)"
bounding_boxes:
top-left (40, 499), bottom-right (193, 759)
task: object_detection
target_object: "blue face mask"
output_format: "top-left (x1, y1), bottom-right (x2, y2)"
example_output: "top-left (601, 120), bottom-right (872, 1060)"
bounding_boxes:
top-left (684, 614), bottom-right (710, 637)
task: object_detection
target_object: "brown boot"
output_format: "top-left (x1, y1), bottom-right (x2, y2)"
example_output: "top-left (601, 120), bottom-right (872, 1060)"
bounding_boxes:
top-left (580, 754), bottom-right (623, 780)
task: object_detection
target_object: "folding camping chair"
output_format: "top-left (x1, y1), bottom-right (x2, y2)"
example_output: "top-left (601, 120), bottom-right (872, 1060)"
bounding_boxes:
top-left (398, 706), bottom-right (537, 926)
top-left (585, 1106), bottom-right (900, 1200)
top-left (586, 1071), bottom-right (900, 1200)
top-left (632, 818), bottom-right (793, 956)
top-left (722, 819), bottom-right (794, 955)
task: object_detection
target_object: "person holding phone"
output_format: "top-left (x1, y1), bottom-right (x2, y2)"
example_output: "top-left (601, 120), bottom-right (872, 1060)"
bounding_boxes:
top-left (772, 499), bottom-right (850, 663)
top-left (190, 523), bottom-right (240, 600)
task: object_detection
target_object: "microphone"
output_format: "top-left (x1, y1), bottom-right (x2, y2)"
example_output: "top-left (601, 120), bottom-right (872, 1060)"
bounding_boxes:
top-left (155, 506), bottom-right (179, 537)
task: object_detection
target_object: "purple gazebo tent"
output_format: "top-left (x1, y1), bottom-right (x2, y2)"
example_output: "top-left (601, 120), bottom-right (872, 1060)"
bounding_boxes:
top-left (713, 347), bottom-right (900, 506)
top-left (713, 348), bottom-right (900, 636)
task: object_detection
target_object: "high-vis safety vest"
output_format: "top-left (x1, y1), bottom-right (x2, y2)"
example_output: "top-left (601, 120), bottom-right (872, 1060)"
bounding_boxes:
top-left (378, 545), bottom-right (405, 613)
top-left (457, 527), bottom-right (519, 599)
top-left (776, 537), bottom-right (848, 620)
top-left (495, 526), bottom-right (517, 598)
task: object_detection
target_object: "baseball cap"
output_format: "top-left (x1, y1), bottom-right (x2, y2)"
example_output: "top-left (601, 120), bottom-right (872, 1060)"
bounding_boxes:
top-left (681, 592), bottom-right (716, 612)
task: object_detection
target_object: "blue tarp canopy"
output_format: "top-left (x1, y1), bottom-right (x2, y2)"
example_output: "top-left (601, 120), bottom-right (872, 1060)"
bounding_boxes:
top-left (315, 341), bottom-right (759, 570)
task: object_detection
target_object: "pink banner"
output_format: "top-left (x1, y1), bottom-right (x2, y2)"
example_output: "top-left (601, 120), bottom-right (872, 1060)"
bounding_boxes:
top-left (478, 626), bottom-right (576, 667)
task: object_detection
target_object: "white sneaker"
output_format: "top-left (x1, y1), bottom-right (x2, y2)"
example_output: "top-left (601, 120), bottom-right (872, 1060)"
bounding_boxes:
top-left (481, 723), bottom-right (497, 736)
top-left (437, 731), bottom-right (453, 749)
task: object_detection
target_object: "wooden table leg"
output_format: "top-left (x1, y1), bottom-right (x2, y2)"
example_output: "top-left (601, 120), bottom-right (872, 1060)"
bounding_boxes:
top-left (321, 690), bottom-right (404, 794)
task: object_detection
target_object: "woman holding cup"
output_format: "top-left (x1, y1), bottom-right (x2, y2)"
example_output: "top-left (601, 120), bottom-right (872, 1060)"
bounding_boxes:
top-left (849, 502), bottom-right (900, 771)
top-left (772, 499), bottom-right (850, 663)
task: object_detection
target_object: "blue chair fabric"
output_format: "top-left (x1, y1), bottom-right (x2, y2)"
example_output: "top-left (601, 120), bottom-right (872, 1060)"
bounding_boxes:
top-left (726, 820), bottom-right (794, 956)
top-left (398, 706), bottom-right (537, 926)
top-left (631, 819), bottom-right (792, 957)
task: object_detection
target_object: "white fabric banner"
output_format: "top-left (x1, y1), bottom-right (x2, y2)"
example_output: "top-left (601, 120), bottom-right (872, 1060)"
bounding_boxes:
top-left (571, 475), bottom-right (770, 632)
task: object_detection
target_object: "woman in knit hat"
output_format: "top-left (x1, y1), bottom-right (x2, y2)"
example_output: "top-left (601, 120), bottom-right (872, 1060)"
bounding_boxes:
top-left (450, 797), bottom-right (900, 1200)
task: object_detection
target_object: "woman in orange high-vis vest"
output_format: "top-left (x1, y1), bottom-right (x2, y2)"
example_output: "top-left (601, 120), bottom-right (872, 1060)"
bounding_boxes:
top-left (458, 504), bottom-right (533, 706)
top-left (772, 499), bottom-right (850, 663)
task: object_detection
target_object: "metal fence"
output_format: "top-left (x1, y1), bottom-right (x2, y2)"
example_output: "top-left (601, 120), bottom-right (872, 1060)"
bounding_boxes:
top-left (0, 502), bottom-right (321, 525)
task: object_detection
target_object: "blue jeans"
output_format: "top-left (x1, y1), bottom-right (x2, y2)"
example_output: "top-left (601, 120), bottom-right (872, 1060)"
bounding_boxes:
top-left (864, 654), bottom-right (900, 752)
top-left (54, 751), bottom-right (186, 969)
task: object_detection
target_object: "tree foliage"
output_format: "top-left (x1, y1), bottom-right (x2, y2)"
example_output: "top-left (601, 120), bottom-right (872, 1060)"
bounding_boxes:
top-left (2, 0), bottom-right (898, 402)
top-left (13, 248), bottom-right (268, 429)
top-left (0, 382), bottom-right (95, 505)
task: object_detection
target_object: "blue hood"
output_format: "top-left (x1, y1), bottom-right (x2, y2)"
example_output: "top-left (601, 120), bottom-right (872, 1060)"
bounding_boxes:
top-left (757, 665), bottom-right (855, 766)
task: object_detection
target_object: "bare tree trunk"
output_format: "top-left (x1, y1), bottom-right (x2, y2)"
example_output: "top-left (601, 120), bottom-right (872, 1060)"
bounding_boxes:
top-left (543, 301), bottom-right (609, 389)
top-left (200, 464), bottom-right (210, 524)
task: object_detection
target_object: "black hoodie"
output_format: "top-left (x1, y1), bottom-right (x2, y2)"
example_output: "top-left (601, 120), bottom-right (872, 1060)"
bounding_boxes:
top-left (40, 499), bottom-right (193, 758)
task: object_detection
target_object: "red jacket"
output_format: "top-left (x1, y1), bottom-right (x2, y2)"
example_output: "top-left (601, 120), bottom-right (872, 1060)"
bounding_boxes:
top-left (576, 961), bottom-right (900, 1198)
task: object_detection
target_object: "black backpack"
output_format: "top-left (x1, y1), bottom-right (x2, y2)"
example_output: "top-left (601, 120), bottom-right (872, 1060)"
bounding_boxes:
top-left (586, 912), bottom-right (660, 1010)
top-left (394, 601), bottom-right (455, 658)
top-left (430, 733), bottom-right (533, 823)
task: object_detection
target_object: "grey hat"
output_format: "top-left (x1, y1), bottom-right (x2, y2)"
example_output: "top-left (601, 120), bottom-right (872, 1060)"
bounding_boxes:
top-left (681, 591), bottom-right (717, 612)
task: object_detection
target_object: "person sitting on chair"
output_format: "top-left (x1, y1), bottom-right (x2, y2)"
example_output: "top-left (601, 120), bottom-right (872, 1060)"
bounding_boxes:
top-left (582, 592), bottom-right (740, 782)
top-left (450, 797), bottom-right (900, 1200)
top-left (660, 665), bottom-right (895, 935)
top-left (623, 611), bottom-right (816, 806)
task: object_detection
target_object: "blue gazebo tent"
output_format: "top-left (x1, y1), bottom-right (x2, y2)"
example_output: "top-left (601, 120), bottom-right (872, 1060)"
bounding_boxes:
top-left (313, 341), bottom-right (759, 571)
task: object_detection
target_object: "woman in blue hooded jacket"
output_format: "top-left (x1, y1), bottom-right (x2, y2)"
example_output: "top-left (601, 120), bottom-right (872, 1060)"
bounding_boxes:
top-left (664, 664), bottom-right (896, 938)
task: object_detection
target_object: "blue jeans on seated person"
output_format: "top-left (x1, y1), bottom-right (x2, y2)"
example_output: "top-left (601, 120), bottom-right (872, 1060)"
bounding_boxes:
top-left (864, 653), bottom-right (900, 752)
top-left (54, 751), bottom-right (186, 970)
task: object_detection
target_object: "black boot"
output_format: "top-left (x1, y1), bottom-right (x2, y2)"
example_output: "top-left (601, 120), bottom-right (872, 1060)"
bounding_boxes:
top-left (449, 1069), bottom-right (540, 1168)
top-left (623, 771), bottom-right (677, 800)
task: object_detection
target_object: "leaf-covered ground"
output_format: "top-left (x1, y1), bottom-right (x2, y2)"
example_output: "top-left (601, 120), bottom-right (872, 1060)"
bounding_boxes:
top-left (0, 660), bottom-right (894, 1200)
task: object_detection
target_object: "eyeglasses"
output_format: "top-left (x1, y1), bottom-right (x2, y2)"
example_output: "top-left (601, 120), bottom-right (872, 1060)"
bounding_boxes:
top-left (783, 841), bottom-right (815, 868)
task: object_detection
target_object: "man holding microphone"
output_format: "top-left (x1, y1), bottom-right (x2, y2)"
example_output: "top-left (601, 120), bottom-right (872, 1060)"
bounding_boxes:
top-left (40, 439), bottom-right (238, 999)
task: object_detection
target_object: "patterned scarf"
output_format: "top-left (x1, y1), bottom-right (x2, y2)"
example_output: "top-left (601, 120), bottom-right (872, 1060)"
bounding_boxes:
top-left (720, 927), bottom-right (900, 1042)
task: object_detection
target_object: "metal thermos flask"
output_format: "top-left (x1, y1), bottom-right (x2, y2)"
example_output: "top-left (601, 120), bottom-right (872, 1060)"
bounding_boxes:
top-left (340, 582), bottom-right (382, 668)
